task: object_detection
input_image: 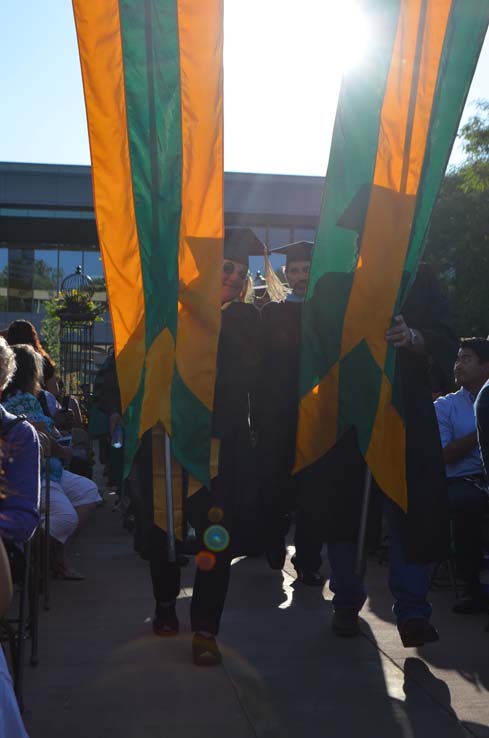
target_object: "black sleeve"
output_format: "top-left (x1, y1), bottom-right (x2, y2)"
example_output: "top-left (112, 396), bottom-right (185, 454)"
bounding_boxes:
top-left (476, 385), bottom-right (489, 479)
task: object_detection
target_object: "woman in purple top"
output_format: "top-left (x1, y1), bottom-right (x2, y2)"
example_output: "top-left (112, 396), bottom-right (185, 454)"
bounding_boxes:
top-left (0, 338), bottom-right (39, 545)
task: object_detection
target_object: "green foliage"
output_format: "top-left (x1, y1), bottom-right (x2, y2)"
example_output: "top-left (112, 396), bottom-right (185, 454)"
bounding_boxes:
top-left (41, 299), bottom-right (61, 365)
top-left (458, 101), bottom-right (489, 193)
top-left (48, 292), bottom-right (106, 321)
top-left (424, 101), bottom-right (489, 337)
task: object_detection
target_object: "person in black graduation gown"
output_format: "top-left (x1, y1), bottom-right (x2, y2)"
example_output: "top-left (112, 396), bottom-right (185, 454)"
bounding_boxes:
top-left (298, 262), bottom-right (456, 647)
top-left (146, 227), bottom-right (264, 665)
top-left (258, 241), bottom-right (325, 584)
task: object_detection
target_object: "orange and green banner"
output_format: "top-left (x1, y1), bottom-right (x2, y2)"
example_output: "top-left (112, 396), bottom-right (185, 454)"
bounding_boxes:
top-left (72, 0), bottom-right (224, 485)
top-left (295, 0), bottom-right (489, 510)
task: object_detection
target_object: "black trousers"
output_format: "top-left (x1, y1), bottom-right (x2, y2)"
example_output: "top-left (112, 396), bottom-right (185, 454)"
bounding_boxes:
top-left (448, 477), bottom-right (488, 586)
top-left (149, 522), bottom-right (232, 636)
top-left (133, 430), bottom-right (233, 635)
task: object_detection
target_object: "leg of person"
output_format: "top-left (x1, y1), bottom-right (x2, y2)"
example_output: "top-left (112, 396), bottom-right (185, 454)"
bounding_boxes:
top-left (60, 469), bottom-right (101, 538)
top-left (133, 429), bottom-right (182, 636)
top-left (448, 479), bottom-right (488, 613)
top-left (190, 547), bottom-right (232, 665)
top-left (150, 525), bottom-right (181, 636)
top-left (384, 499), bottom-right (437, 647)
top-left (41, 479), bottom-right (82, 579)
top-left (327, 540), bottom-right (367, 636)
top-left (293, 483), bottom-right (325, 586)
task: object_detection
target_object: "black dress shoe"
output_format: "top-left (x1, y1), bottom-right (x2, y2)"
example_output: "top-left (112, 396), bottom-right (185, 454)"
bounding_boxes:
top-left (398, 618), bottom-right (439, 648)
top-left (192, 633), bottom-right (222, 666)
top-left (453, 592), bottom-right (488, 614)
top-left (153, 603), bottom-right (179, 637)
top-left (332, 609), bottom-right (359, 637)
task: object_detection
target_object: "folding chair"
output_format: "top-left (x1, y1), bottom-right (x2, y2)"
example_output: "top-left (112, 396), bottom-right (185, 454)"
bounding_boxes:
top-left (0, 529), bottom-right (41, 712)
top-left (37, 432), bottom-right (52, 611)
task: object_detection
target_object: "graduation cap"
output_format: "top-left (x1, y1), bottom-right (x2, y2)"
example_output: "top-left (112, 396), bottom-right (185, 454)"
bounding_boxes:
top-left (224, 227), bottom-right (265, 266)
top-left (270, 240), bottom-right (314, 265)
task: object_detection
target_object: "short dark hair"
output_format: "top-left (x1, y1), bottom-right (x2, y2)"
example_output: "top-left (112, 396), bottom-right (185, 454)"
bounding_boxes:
top-left (459, 337), bottom-right (489, 364)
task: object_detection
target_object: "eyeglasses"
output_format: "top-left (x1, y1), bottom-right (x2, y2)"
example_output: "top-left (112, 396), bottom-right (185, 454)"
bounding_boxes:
top-left (223, 261), bottom-right (248, 280)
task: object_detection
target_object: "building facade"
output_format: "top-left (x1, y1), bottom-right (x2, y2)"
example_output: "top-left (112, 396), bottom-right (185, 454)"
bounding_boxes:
top-left (0, 162), bottom-right (324, 343)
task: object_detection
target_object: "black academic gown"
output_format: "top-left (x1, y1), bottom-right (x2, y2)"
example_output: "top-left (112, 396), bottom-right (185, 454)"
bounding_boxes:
top-left (257, 300), bottom-right (302, 532)
top-left (298, 263), bottom-right (456, 564)
top-left (139, 300), bottom-right (263, 635)
top-left (188, 300), bottom-right (264, 556)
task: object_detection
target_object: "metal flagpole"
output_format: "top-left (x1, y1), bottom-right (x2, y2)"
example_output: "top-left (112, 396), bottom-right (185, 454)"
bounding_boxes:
top-left (164, 431), bottom-right (177, 563)
top-left (355, 467), bottom-right (372, 575)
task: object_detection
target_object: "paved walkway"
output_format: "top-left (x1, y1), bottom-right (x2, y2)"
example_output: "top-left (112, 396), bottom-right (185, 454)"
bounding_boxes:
top-left (22, 497), bottom-right (489, 738)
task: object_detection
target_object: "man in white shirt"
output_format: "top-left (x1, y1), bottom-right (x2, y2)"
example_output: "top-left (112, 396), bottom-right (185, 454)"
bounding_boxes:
top-left (434, 337), bottom-right (489, 613)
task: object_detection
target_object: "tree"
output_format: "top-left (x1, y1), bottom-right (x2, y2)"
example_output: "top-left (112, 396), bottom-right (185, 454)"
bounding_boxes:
top-left (33, 259), bottom-right (63, 291)
top-left (424, 101), bottom-right (489, 337)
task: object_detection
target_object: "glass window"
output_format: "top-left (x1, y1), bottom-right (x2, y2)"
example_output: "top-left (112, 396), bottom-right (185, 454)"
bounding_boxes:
top-left (34, 249), bottom-right (60, 293)
top-left (83, 250), bottom-right (105, 292)
top-left (59, 250), bottom-right (83, 286)
top-left (8, 248), bottom-right (34, 311)
top-left (0, 248), bottom-right (8, 287)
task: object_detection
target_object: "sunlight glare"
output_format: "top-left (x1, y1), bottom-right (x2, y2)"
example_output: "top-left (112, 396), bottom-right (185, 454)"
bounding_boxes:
top-left (223, 0), bottom-right (370, 176)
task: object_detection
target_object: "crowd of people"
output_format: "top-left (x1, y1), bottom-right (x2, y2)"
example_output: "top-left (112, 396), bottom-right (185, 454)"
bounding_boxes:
top-left (0, 320), bottom-right (102, 736)
top-left (91, 227), bottom-right (489, 667)
top-left (0, 227), bottom-right (489, 731)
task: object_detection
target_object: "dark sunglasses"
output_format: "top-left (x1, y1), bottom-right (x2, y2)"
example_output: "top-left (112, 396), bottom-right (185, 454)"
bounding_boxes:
top-left (223, 262), bottom-right (248, 280)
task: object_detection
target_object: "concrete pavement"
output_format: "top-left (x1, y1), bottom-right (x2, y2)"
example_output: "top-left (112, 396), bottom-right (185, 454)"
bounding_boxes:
top-left (21, 499), bottom-right (489, 738)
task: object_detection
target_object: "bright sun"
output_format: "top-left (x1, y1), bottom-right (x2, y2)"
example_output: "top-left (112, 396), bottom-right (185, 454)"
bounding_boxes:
top-left (223, 0), bottom-right (371, 176)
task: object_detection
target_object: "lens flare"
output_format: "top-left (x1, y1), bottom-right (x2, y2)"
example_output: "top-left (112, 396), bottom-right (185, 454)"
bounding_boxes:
top-left (204, 524), bottom-right (230, 552)
top-left (208, 506), bottom-right (224, 523)
top-left (196, 550), bottom-right (216, 571)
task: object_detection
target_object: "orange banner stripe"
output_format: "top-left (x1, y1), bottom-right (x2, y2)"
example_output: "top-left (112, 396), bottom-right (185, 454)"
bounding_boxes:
top-left (72, 0), bottom-right (146, 412)
top-left (338, 0), bottom-right (452, 505)
top-left (175, 0), bottom-right (224, 412)
top-left (341, 0), bottom-right (452, 365)
top-left (295, 0), bottom-right (452, 483)
top-left (294, 363), bottom-right (340, 474)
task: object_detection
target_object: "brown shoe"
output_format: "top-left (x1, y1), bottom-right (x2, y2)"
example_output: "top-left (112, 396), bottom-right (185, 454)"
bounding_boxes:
top-left (398, 618), bottom-right (439, 648)
top-left (192, 633), bottom-right (222, 666)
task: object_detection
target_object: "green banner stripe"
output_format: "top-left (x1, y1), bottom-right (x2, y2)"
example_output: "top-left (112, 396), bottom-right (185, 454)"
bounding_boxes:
top-left (119, 0), bottom-right (181, 348)
top-left (171, 369), bottom-right (213, 484)
top-left (300, 0), bottom-right (401, 398)
top-left (401, 1), bottom-right (489, 294)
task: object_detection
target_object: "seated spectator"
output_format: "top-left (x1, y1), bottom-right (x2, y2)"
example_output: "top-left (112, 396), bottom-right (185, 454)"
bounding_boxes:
top-left (0, 339), bottom-right (39, 545)
top-left (434, 338), bottom-right (489, 614)
top-left (7, 319), bottom-right (59, 397)
top-left (0, 535), bottom-right (30, 737)
top-left (2, 344), bottom-right (101, 580)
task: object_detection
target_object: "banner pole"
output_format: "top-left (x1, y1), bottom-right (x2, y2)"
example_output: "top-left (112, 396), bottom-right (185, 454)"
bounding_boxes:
top-left (355, 467), bottom-right (372, 575)
top-left (164, 431), bottom-right (177, 563)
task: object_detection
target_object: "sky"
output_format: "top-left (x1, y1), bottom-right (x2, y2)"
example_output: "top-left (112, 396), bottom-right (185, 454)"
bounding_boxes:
top-left (1, 1), bottom-right (488, 175)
